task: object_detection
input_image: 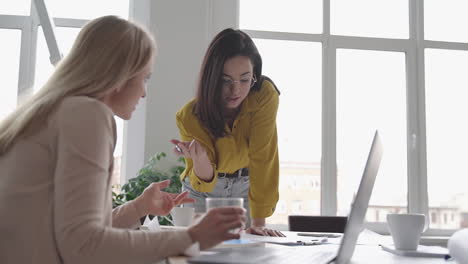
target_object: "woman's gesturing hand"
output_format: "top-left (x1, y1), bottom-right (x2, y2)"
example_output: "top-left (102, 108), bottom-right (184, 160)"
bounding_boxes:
top-left (187, 207), bottom-right (246, 250)
top-left (170, 139), bottom-right (214, 181)
top-left (133, 179), bottom-right (195, 217)
top-left (170, 139), bottom-right (208, 161)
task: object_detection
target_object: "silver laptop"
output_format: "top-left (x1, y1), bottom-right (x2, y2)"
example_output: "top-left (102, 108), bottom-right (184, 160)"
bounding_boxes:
top-left (189, 130), bottom-right (383, 264)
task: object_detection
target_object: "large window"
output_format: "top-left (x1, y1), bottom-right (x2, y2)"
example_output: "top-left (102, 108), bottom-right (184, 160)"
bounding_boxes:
top-left (0, 0), bottom-right (129, 186)
top-left (240, 0), bottom-right (468, 235)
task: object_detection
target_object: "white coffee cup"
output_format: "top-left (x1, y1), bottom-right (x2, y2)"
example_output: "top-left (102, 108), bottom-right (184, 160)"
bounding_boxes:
top-left (167, 207), bottom-right (195, 227)
top-left (387, 213), bottom-right (425, 250)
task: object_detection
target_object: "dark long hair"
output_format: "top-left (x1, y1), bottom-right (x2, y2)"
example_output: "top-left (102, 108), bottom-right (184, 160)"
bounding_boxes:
top-left (193, 28), bottom-right (262, 139)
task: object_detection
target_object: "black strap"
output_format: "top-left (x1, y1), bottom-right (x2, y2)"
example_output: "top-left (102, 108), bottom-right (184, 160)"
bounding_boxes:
top-left (218, 168), bottom-right (249, 178)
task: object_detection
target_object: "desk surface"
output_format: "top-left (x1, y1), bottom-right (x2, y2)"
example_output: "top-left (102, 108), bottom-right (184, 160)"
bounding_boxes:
top-left (167, 231), bottom-right (453, 264)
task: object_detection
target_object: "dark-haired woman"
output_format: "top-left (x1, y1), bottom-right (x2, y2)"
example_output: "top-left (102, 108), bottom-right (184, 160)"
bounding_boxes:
top-left (171, 28), bottom-right (283, 237)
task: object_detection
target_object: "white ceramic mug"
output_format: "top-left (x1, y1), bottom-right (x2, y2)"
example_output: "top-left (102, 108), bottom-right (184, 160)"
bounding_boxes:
top-left (166, 207), bottom-right (195, 227)
top-left (387, 213), bottom-right (426, 250)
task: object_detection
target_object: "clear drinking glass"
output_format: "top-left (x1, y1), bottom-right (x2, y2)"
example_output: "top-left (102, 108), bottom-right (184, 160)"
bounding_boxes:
top-left (206, 197), bottom-right (244, 233)
top-left (206, 197), bottom-right (244, 210)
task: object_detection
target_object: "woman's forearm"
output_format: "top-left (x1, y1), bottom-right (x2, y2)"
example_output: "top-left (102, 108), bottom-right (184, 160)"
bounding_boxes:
top-left (192, 156), bottom-right (214, 182)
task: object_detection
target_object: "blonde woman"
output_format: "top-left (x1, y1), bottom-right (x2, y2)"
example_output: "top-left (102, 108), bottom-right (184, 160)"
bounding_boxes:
top-left (0, 16), bottom-right (245, 264)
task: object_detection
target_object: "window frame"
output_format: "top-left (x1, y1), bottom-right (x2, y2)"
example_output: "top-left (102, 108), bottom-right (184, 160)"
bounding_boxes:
top-left (0, 0), bottom-right (150, 186)
top-left (238, 0), bottom-right (468, 236)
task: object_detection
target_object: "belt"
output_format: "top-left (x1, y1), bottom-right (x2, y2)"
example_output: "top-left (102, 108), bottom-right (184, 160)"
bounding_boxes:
top-left (218, 168), bottom-right (249, 178)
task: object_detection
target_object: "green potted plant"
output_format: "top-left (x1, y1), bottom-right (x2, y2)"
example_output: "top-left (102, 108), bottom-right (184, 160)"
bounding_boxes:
top-left (112, 152), bottom-right (185, 225)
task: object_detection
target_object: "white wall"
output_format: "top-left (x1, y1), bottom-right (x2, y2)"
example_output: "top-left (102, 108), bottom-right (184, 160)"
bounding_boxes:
top-left (124, 0), bottom-right (237, 180)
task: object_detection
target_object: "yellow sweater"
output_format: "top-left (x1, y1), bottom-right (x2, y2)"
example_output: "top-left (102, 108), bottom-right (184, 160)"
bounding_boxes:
top-left (176, 79), bottom-right (280, 218)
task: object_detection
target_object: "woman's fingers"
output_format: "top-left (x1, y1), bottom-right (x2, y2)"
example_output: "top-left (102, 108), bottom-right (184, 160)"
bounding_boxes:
top-left (173, 191), bottom-right (195, 205)
top-left (177, 143), bottom-right (190, 154)
top-left (170, 139), bottom-right (180, 145)
top-left (218, 218), bottom-right (244, 239)
top-left (150, 179), bottom-right (170, 191)
top-left (161, 195), bottom-right (174, 214)
top-left (265, 229), bottom-right (278, 236)
top-left (248, 227), bottom-right (266, 236)
top-left (273, 230), bottom-right (286, 237)
top-left (170, 139), bottom-right (192, 157)
top-left (171, 139), bottom-right (207, 159)
top-left (245, 226), bottom-right (284, 237)
top-left (187, 207), bottom-right (246, 250)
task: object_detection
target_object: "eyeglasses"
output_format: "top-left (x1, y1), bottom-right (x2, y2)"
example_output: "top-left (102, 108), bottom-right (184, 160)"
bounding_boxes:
top-left (221, 76), bottom-right (257, 90)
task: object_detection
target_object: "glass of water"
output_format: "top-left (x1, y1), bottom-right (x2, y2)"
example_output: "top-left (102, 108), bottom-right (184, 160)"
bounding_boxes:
top-left (206, 197), bottom-right (244, 233)
top-left (206, 197), bottom-right (244, 210)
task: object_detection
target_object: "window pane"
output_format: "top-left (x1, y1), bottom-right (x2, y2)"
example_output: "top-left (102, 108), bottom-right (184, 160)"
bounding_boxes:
top-left (336, 49), bottom-right (407, 222)
top-left (425, 0), bottom-right (468, 42)
top-left (425, 49), bottom-right (468, 230)
top-left (253, 39), bottom-right (322, 225)
top-left (0, 0), bottom-right (30, 15)
top-left (43, 0), bottom-right (128, 19)
top-left (240, 0), bottom-right (322, 34)
top-left (0, 29), bottom-right (21, 120)
top-left (34, 26), bottom-right (81, 92)
top-left (331, 0), bottom-right (408, 39)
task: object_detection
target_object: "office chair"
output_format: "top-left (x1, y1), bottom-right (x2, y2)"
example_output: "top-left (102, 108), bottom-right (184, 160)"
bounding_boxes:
top-left (288, 215), bottom-right (348, 233)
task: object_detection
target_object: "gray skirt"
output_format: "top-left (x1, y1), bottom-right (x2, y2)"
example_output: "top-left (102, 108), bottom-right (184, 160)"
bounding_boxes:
top-left (182, 173), bottom-right (251, 227)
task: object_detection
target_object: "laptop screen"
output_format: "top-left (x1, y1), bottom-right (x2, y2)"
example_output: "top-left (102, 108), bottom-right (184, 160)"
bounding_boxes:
top-left (335, 130), bottom-right (383, 264)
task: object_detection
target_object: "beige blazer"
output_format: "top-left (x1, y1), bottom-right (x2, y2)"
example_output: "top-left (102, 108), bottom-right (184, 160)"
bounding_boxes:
top-left (0, 96), bottom-right (193, 264)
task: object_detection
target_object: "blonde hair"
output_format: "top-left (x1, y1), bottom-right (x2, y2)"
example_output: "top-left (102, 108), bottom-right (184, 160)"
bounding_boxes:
top-left (0, 15), bottom-right (156, 154)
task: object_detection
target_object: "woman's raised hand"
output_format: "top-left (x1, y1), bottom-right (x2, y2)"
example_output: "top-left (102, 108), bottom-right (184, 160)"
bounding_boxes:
top-left (170, 139), bottom-right (208, 161)
top-left (133, 179), bottom-right (195, 217)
